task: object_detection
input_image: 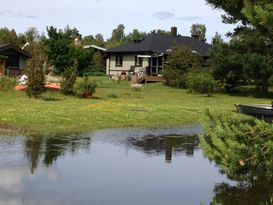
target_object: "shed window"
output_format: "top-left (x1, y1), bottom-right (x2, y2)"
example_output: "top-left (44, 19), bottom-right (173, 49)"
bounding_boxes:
top-left (135, 56), bottom-right (143, 67)
top-left (115, 55), bottom-right (123, 67)
top-left (7, 56), bottom-right (19, 69)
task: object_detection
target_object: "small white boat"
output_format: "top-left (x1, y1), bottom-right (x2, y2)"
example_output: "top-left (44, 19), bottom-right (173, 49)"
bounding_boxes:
top-left (235, 104), bottom-right (273, 117)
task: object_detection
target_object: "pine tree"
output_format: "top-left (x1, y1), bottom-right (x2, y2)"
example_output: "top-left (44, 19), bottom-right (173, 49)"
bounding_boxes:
top-left (200, 109), bottom-right (273, 183)
top-left (26, 44), bottom-right (45, 98)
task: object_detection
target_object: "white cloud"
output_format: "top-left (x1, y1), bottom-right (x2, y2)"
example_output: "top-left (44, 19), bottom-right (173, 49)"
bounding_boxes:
top-left (153, 11), bottom-right (175, 20)
top-left (0, 10), bottom-right (38, 19)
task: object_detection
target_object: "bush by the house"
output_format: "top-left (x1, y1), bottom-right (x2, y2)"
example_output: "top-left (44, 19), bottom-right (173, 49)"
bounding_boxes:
top-left (60, 67), bottom-right (77, 95)
top-left (163, 45), bottom-right (203, 88)
top-left (0, 76), bottom-right (17, 91)
top-left (186, 71), bottom-right (217, 96)
top-left (73, 77), bottom-right (97, 98)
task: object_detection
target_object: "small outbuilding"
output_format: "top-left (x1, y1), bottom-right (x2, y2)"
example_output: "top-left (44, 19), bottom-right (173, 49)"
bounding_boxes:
top-left (0, 44), bottom-right (31, 76)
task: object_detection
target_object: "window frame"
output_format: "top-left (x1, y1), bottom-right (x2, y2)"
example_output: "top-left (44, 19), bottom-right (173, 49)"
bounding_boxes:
top-left (7, 55), bottom-right (19, 70)
top-left (115, 55), bottom-right (123, 67)
top-left (135, 56), bottom-right (143, 67)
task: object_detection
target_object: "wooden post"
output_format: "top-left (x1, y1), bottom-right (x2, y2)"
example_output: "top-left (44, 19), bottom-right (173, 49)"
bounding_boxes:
top-left (0, 58), bottom-right (5, 75)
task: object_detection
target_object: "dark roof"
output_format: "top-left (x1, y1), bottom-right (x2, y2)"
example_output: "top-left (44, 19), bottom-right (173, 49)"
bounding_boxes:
top-left (0, 44), bottom-right (31, 58)
top-left (106, 34), bottom-right (212, 57)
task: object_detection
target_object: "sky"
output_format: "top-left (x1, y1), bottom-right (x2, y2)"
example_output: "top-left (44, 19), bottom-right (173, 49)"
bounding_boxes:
top-left (0, 0), bottom-right (236, 42)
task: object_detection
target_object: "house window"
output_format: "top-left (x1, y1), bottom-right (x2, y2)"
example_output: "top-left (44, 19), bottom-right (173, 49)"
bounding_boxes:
top-left (7, 56), bottom-right (19, 69)
top-left (135, 56), bottom-right (143, 67)
top-left (115, 55), bottom-right (123, 67)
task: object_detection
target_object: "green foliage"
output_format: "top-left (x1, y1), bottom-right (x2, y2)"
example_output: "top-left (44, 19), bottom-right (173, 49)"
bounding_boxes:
top-left (43, 26), bottom-right (93, 74)
top-left (209, 40), bottom-right (244, 92)
top-left (43, 26), bottom-right (77, 73)
top-left (163, 45), bottom-right (203, 88)
top-left (82, 33), bottom-right (105, 47)
top-left (242, 1), bottom-right (273, 40)
top-left (106, 24), bottom-right (126, 48)
top-left (211, 32), bottom-right (223, 45)
top-left (73, 77), bottom-right (97, 98)
top-left (200, 110), bottom-right (273, 183)
top-left (0, 76), bottom-right (17, 91)
top-left (72, 46), bottom-right (94, 76)
top-left (82, 65), bottom-right (105, 77)
top-left (206, 0), bottom-right (273, 95)
top-left (0, 27), bottom-right (19, 45)
top-left (123, 29), bottom-right (147, 43)
top-left (243, 52), bottom-right (273, 92)
top-left (25, 44), bottom-right (45, 98)
top-left (186, 71), bottom-right (217, 96)
top-left (190, 23), bottom-right (207, 42)
top-left (205, 0), bottom-right (271, 24)
top-left (150, 29), bottom-right (170, 35)
top-left (210, 29), bottom-right (273, 93)
top-left (60, 67), bottom-right (77, 95)
top-left (268, 75), bottom-right (273, 87)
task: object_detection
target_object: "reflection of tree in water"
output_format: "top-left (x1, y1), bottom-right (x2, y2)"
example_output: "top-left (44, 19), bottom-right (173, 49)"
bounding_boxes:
top-left (24, 136), bottom-right (91, 174)
top-left (127, 135), bottom-right (199, 162)
top-left (211, 180), bottom-right (273, 205)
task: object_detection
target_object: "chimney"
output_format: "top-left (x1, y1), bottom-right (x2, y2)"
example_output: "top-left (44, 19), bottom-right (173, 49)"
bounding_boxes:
top-left (171, 27), bottom-right (177, 37)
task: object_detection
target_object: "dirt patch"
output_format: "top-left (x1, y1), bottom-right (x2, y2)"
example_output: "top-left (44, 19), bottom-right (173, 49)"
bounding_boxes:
top-left (0, 124), bottom-right (13, 133)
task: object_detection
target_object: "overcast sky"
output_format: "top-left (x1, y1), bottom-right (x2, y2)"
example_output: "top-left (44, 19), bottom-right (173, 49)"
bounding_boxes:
top-left (0, 0), bottom-right (235, 42)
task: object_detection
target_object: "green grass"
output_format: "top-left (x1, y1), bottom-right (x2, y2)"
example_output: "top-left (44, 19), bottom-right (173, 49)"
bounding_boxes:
top-left (0, 76), bottom-right (271, 136)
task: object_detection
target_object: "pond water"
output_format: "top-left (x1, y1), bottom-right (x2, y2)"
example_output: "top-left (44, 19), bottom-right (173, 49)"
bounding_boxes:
top-left (0, 125), bottom-right (272, 205)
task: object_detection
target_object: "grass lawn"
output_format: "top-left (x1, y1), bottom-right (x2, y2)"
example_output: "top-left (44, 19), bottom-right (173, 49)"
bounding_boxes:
top-left (0, 76), bottom-right (271, 136)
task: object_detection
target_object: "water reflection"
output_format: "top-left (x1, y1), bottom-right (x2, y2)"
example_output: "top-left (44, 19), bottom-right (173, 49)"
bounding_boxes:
top-left (23, 134), bottom-right (199, 173)
top-left (212, 181), bottom-right (273, 205)
top-left (24, 136), bottom-right (91, 173)
top-left (0, 126), bottom-right (271, 205)
top-left (127, 136), bottom-right (199, 163)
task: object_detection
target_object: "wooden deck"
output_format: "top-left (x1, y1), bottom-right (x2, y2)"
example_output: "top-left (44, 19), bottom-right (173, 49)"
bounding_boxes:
top-left (137, 76), bottom-right (166, 84)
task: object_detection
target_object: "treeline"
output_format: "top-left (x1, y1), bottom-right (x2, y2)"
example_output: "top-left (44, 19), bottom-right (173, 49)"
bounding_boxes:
top-left (164, 0), bottom-right (273, 96)
top-left (208, 0), bottom-right (273, 94)
top-left (0, 23), bottom-right (208, 76)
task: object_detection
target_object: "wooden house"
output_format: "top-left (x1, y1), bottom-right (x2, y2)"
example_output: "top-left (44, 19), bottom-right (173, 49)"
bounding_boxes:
top-left (0, 44), bottom-right (31, 76)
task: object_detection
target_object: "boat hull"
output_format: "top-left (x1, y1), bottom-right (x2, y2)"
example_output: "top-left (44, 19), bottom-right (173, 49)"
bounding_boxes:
top-left (235, 104), bottom-right (273, 117)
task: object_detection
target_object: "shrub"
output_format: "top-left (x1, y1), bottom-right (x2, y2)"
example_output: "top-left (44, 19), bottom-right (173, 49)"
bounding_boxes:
top-left (82, 65), bottom-right (105, 77)
top-left (60, 67), bottom-right (77, 95)
top-left (25, 67), bottom-right (45, 98)
top-left (163, 45), bottom-right (203, 88)
top-left (73, 77), bottom-right (97, 98)
top-left (0, 76), bottom-right (17, 91)
top-left (25, 43), bottom-right (46, 98)
top-left (186, 71), bottom-right (217, 96)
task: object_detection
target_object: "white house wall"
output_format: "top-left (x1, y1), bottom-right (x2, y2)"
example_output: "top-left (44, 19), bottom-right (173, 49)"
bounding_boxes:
top-left (107, 54), bottom-right (149, 76)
